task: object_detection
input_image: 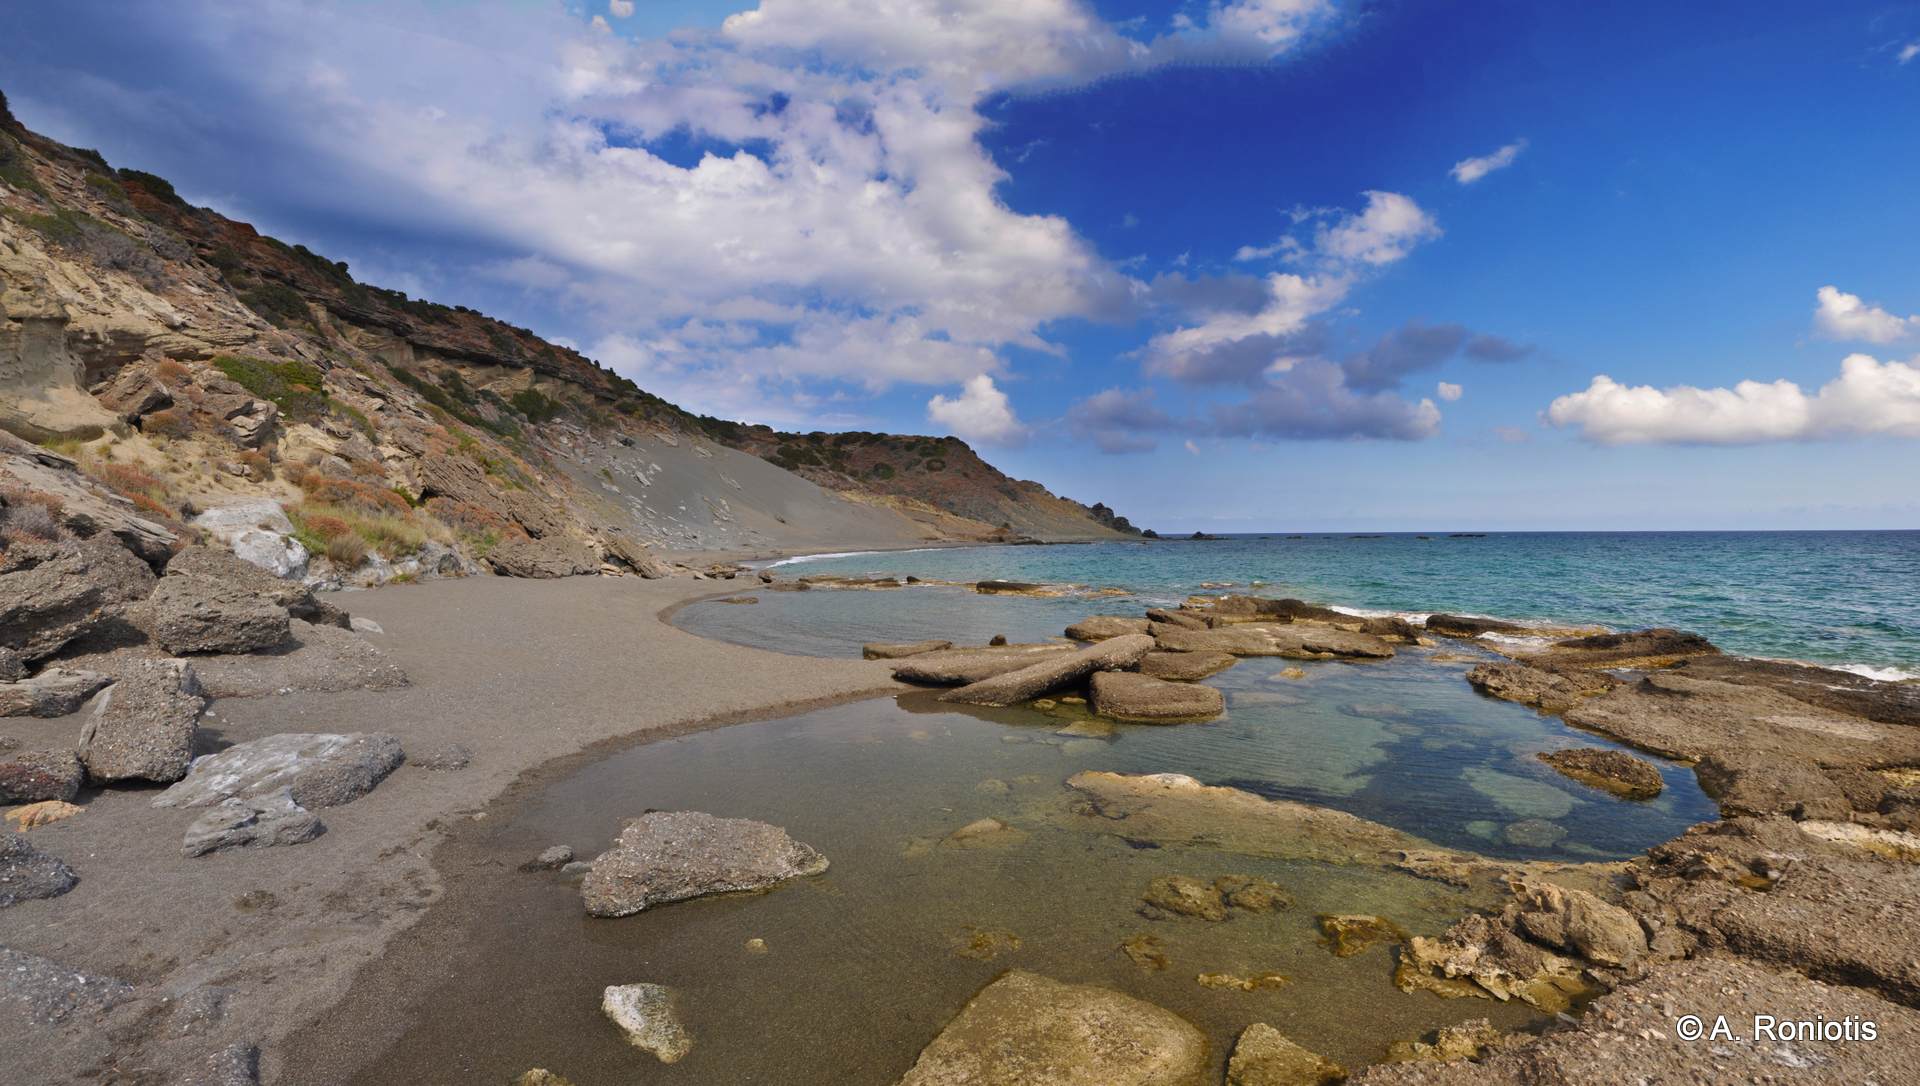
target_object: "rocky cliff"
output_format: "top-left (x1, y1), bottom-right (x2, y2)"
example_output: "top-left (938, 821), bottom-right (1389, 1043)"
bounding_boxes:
top-left (0, 94), bottom-right (1137, 581)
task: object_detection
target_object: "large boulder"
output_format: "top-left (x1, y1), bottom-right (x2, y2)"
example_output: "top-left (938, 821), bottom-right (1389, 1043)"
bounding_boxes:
top-left (191, 500), bottom-right (308, 580)
top-left (1090, 671), bottom-right (1224, 723)
top-left (0, 552), bottom-right (107, 661)
top-left (581, 811), bottom-right (829, 918)
top-left (0, 832), bottom-right (77, 906)
top-left (164, 545), bottom-right (351, 628)
top-left (75, 658), bottom-right (205, 783)
top-left (939, 634), bottom-right (1156, 707)
top-left (1135, 651), bottom-right (1236, 681)
top-left (486, 535), bottom-right (598, 578)
top-left (0, 434), bottom-right (177, 562)
top-left (891, 644), bottom-right (1077, 685)
top-left (133, 574), bottom-right (291, 654)
top-left (893, 971), bottom-right (1207, 1086)
top-left (154, 732), bottom-right (405, 810)
top-left (1563, 672), bottom-right (1920, 767)
top-left (1694, 750), bottom-right (1851, 820)
top-left (180, 791), bottom-right (324, 857)
top-left (0, 748), bottom-right (84, 803)
top-left (1534, 748), bottom-right (1663, 799)
top-left (1064, 615), bottom-right (1151, 641)
top-left (0, 668), bottom-right (112, 717)
top-left (862, 640), bottom-right (953, 659)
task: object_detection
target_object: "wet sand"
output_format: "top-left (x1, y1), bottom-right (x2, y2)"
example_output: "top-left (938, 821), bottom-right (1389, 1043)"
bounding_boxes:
top-left (0, 574), bottom-right (909, 1085)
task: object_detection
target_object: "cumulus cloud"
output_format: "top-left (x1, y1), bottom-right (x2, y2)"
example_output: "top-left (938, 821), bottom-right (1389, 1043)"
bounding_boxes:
top-left (609, 1), bottom-right (634, 16)
top-left (1813, 286), bottom-right (1916, 344)
top-left (1313, 191), bottom-right (1442, 266)
top-left (1545, 354), bottom-right (1920, 445)
top-left (1901, 42), bottom-right (1919, 64)
top-left (1209, 362), bottom-right (1442, 441)
top-left (1341, 319), bottom-right (1468, 391)
top-left (1450, 139), bottom-right (1526, 184)
top-left (928, 374), bottom-right (1031, 447)
top-left (1437, 381), bottom-right (1462, 401)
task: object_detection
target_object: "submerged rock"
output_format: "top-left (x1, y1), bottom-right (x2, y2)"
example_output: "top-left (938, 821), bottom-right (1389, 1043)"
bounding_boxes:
top-left (1135, 650), bottom-right (1236, 681)
top-left (1089, 671), bottom-right (1223, 723)
top-left (0, 748), bottom-right (83, 803)
top-left (0, 832), bottom-right (77, 906)
top-left (153, 732), bottom-right (405, 810)
top-left (1227, 1023), bottom-right (1346, 1086)
top-left (602, 983), bottom-right (692, 1063)
top-left (1382, 1019), bottom-right (1506, 1064)
top-left (1141, 875), bottom-right (1227, 921)
top-left (1501, 819), bottom-right (1567, 848)
top-left (581, 811), bottom-right (829, 918)
top-left (939, 634), bottom-right (1156, 707)
top-left (1216, 875), bottom-right (1293, 913)
top-left (941, 817), bottom-right (1025, 849)
top-left (893, 970), bottom-right (1207, 1086)
top-left (863, 640), bottom-right (954, 659)
top-left (76, 658), bottom-right (205, 784)
top-left (1319, 914), bottom-right (1406, 957)
top-left (1535, 747), bottom-right (1663, 799)
top-left (1399, 912), bottom-right (1593, 1012)
top-left (180, 791), bottom-right (324, 857)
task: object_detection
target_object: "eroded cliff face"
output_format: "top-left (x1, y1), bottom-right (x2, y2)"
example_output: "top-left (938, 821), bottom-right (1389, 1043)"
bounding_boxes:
top-left (0, 105), bottom-right (1133, 582)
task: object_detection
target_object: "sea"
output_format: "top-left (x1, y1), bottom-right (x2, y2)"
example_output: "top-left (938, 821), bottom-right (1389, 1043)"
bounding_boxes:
top-left (363, 531), bottom-right (1918, 1083)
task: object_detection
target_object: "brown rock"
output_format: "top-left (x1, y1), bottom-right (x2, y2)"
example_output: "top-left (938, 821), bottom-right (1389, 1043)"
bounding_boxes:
top-left (581, 811), bottom-right (829, 918)
top-left (1144, 608), bottom-right (1207, 631)
top-left (132, 574), bottom-right (291, 654)
top-left (0, 749), bottom-right (83, 803)
top-left (1141, 875), bottom-right (1228, 921)
top-left (1227, 1024), bottom-right (1344, 1086)
top-left (939, 634), bottom-right (1156, 707)
top-left (1215, 875), bottom-right (1293, 913)
top-left (893, 970), bottom-right (1207, 1086)
top-left (1090, 671), bottom-right (1224, 723)
top-left (1542, 627), bottom-right (1719, 668)
top-left (1359, 615), bottom-right (1419, 642)
top-left (486, 535), bottom-right (599, 578)
top-left (1695, 750), bottom-right (1852, 819)
top-left (1154, 625), bottom-right (1394, 659)
top-left (1319, 914), bottom-right (1406, 957)
top-left (1136, 651), bottom-right (1236, 681)
top-left (1467, 661), bottom-right (1616, 712)
top-left (75, 658), bottom-right (204, 783)
top-left (1065, 615), bottom-right (1152, 641)
top-left (1423, 613), bottom-right (1525, 637)
top-left (941, 817), bottom-right (1026, 849)
top-left (891, 644), bottom-right (1077, 685)
top-left (1671, 653), bottom-right (1920, 728)
top-left (1383, 1019), bottom-right (1505, 1064)
top-left (1535, 747), bottom-right (1664, 799)
top-left (862, 640), bottom-right (954, 659)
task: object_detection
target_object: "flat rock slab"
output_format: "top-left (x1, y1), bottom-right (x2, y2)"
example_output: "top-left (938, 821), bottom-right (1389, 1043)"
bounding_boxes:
top-left (1467, 662), bottom-right (1615, 712)
top-left (181, 791), bottom-right (323, 857)
top-left (892, 644), bottom-right (1078, 685)
top-left (894, 970), bottom-right (1207, 1086)
top-left (1155, 626), bottom-right (1394, 659)
top-left (1537, 627), bottom-right (1718, 669)
top-left (939, 634), bottom-right (1156, 707)
top-left (0, 668), bottom-right (112, 718)
top-left (1090, 671), bottom-right (1224, 723)
top-left (188, 620), bottom-right (410, 698)
top-left (1535, 748), bottom-right (1663, 799)
top-left (1423, 614), bottom-right (1525, 637)
top-left (154, 732), bottom-right (405, 810)
top-left (1060, 771), bottom-right (1439, 866)
top-left (602, 983), bottom-right (691, 1063)
top-left (1695, 750), bottom-right (1849, 819)
top-left (1711, 849), bottom-right (1920, 1008)
top-left (1348, 958), bottom-right (1920, 1085)
top-left (76, 658), bottom-right (205, 784)
top-left (582, 811), bottom-right (829, 918)
top-left (0, 748), bottom-right (83, 803)
top-left (0, 832), bottom-right (78, 906)
top-left (863, 640), bottom-right (953, 659)
top-left (133, 574), bottom-right (291, 655)
top-left (0, 947), bottom-right (131, 1026)
top-left (1064, 616), bottom-right (1152, 641)
top-left (1136, 651), bottom-right (1236, 681)
top-left (1670, 654), bottom-right (1920, 728)
top-left (1563, 673), bottom-right (1920, 767)
top-left (487, 535), bottom-right (598, 578)
top-left (1227, 1023), bottom-right (1345, 1086)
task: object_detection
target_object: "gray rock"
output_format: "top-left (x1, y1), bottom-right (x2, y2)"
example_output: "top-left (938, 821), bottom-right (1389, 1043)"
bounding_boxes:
top-left (1536, 747), bottom-right (1664, 799)
top-left (1063, 615), bottom-right (1151, 641)
top-left (163, 546), bottom-right (350, 628)
top-left (0, 668), bottom-right (113, 717)
top-left (486, 535), bottom-right (599, 578)
top-left (192, 500), bottom-right (306, 578)
top-left (154, 732), bottom-right (405, 810)
top-left (1695, 750), bottom-right (1852, 820)
top-left (891, 644), bottom-right (1077, 685)
top-left (1358, 615), bottom-right (1419, 643)
top-left (413, 743), bottom-right (471, 771)
top-left (1134, 650), bottom-right (1236, 681)
top-left (1089, 670), bottom-right (1224, 722)
top-left (939, 634), bottom-right (1156, 707)
top-left (1502, 819), bottom-right (1567, 848)
top-left (76, 658), bottom-right (205, 783)
top-left (1226, 1023), bottom-right (1345, 1086)
top-left (186, 618), bottom-right (410, 699)
top-left (0, 748), bottom-right (83, 803)
top-left (169, 986), bottom-right (237, 1037)
top-left (132, 574), bottom-right (291, 655)
top-left (862, 640), bottom-right (953, 659)
top-left (535, 845), bottom-right (574, 868)
top-left (181, 791), bottom-right (323, 857)
top-left (582, 811), bottom-right (829, 918)
top-left (602, 983), bottom-right (692, 1063)
top-left (893, 970), bottom-right (1207, 1086)
top-left (0, 553), bottom-right (107, 661)
top-left (0, 832), bottom-right (78, 906)
top-left (0, 947), bottom-right (130, 1025)
top-left (173, 1042), bottom-right (261, 1086)
top-left (349, 617), bottom-right (383, 634)
top-left (0, 647), bottom-right (23, 681)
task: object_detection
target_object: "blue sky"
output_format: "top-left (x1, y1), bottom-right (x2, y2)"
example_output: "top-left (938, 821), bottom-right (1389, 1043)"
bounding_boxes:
top-left (7, 0), bottom-right (1920, 530)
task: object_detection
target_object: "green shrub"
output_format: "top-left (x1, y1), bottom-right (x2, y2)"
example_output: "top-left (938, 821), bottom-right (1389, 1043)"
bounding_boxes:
top-left (870, 462), bottom-right (895, 479)
top-left (118, 169), bottom-right (190, 208)
top-left (213, 354), bottom-right (330, 423)
top-left (237, 280), bottom-right (314, 328)
top-left (73, 148), bottom-right (110, 173)
top-left (509, 388), bottom-right (563, 423)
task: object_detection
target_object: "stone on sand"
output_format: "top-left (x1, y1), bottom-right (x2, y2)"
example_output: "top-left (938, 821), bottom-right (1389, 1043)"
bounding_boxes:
top-left (1135, 651), bottom-right (1235, 681)
top-left (938, 634), bottom-right (1156, 707)
top-left (187, 619), bottom-right (410, 699)
top-left (133, 574), bottom-right (291, 655)
top-left (0, 668), bottom-right (113, 718)
top-left (602, 983), bottom-right (692, 1063)
top-left (862, 640), bottom-right (954, 659)
top-left (76, 658), bottom-right (205, 784)
top-left (164, 545), bottom-right (351, 629)
top-left (486, 535), bottom-right (599, 578)
top-left (1227, 1023), bottom-right (1345, 1086)
top-left (0, 549), bottom-right (109, 661)
top-left (0, 748), bottom-right (83, 803)
top-left (893, 970), bottom-right (1207, 1086)
top-left (0, 832), bottom-right (77, 906)
top-left (1535, 747), bottom-right (1663, 799)
top-left (1064, 616), bottom-right (1151, 641)
top-left (154, 732), bottom-right (406, 810)
top-left (1089, 671), bottom-right (1224, 723)
top-left (180, 791), bottom-right (324, 857)
top-left (582, 811), bottom-right (829, 918)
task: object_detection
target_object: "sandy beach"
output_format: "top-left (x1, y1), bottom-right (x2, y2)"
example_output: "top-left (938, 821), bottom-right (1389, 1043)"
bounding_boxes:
top-left (1, 573), bottom-right (911, 1085)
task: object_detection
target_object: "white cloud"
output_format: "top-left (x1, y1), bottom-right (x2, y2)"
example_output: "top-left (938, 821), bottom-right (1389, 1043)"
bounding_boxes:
top-left (1184, 439), bottom-right (1200, 454)
top-left (609, 1), bottom-right (635, 16)
top-left (1450, 139), bottom-right (1526, 184)
top-left (1900, 42), bottom-right (1919, 64)
top-left (1313, 191), bottom-right (1441, 265)
top-left (928, 374), bottom-right (1031, 447)
top-left (1437, 381), bottom-right (1462, 401)
top-left (1813, 286), bottom-right (1916, 344)
top-left (1545, 354), bottom-right (1920, 445)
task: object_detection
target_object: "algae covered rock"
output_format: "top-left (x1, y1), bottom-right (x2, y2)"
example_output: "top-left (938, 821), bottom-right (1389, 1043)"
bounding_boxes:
top-left (1227, 1023), bottom-right (1345, 1086)
top-left (1535, 747), bottom-right (1663, 799)
top-left (582, 811), bottom-right (828, 917)
top-left (894, 970), bottom-right (1207, 1086)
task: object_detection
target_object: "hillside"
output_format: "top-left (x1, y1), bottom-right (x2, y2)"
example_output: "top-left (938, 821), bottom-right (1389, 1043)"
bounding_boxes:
top-left (0, 93), bottom-right (1140, 582)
